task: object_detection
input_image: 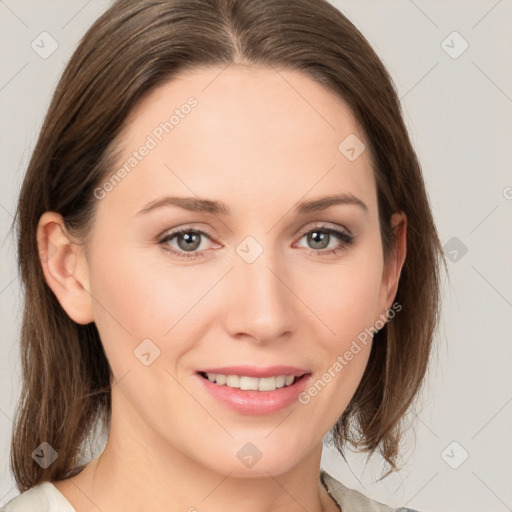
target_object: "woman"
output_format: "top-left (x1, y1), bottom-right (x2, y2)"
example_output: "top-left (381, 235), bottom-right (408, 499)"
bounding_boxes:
top-left (3, 0), bottom-right (445, 510)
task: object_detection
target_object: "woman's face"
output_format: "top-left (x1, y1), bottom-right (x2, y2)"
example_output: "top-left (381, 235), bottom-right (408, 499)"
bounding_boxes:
top-left (70, 65), bottom-right (404, 476)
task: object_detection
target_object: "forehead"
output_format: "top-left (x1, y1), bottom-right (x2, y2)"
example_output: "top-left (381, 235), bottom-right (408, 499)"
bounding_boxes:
top-left (101, 65), bottom-right (376, 218)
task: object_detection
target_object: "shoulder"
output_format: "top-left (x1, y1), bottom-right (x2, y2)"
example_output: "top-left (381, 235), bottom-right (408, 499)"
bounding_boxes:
top-left (320, 469), bottom-right (423, 512)
top-left (1, 482), bottom-right (76, 512)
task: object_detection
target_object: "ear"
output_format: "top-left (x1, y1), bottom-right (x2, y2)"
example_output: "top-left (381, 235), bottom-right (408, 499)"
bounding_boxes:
top-left (36, 212), bottom-right (94, 325)
top-left (378, 212), bottom-right (407, 317)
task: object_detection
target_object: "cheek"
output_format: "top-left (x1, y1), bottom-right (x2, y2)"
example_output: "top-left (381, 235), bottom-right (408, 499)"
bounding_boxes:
top-left (294, 253), bottom-right (383, 406)
top-left (294, 263), bottom-right (380, 429)
top-left (87, 240), bottom-right (213, 372)
top-left (303, 257), bottom-right (384, 344)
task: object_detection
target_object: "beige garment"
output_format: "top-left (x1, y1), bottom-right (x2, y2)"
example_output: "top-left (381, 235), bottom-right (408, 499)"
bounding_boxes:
top-left (320, 469), bottom-right (421, 512)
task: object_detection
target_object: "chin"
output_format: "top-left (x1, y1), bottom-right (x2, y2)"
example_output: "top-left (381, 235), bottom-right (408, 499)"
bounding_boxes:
top-left (199, 435), bottom-right (314, 479)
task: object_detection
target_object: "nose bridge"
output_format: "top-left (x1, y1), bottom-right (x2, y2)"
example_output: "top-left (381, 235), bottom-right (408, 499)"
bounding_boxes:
top-left (224, 236), bottom-right (293, 342)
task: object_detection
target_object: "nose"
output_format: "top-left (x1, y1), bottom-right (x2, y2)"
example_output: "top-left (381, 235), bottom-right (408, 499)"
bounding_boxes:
top-left (222, 245), bottom-right (294, 345)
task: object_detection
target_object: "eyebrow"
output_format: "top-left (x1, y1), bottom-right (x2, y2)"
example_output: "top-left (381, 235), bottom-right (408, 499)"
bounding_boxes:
top-left (135, 192), bottom-right (368, 217)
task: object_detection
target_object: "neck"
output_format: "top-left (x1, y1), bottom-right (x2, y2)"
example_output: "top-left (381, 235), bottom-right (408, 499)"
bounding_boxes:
top-left (54, 395), bottom-right (338, 512)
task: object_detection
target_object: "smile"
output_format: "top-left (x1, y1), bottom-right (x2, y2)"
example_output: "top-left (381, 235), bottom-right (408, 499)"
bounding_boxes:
top-left (199, 372), bottom-right (300, 391)
top-left (196, 369), bottom-right (311, 415)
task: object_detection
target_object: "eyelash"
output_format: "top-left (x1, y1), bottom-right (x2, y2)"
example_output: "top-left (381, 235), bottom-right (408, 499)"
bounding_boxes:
top-left (158, 224), bottom-right (356, 259)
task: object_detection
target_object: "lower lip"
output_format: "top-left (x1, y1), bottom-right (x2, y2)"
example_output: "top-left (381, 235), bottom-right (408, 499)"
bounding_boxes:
top-left (196, 373), bottom-right (311, 415)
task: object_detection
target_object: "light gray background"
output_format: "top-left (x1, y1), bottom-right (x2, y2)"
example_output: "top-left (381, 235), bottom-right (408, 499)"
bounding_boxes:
top-left (1, 1), bottom-right (511, 511)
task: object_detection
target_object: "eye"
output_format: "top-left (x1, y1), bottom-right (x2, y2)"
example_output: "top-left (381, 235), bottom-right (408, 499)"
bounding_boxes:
top-left (158, 224), bottom-right (356, 259)
top-left (294, 225), bottom-right (356, 256)
top-left (159, 228), bottom-right (215, 259)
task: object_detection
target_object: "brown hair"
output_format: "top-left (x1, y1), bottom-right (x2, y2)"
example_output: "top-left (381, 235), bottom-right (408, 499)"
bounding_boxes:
top-left (10, 0), bottom-right (446, 491)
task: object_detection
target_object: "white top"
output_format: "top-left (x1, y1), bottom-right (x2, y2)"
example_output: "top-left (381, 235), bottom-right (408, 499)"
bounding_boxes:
top-left (1, 482), bottom-right (75, 512)
top-left (1, 470), bottom-right (420, 512)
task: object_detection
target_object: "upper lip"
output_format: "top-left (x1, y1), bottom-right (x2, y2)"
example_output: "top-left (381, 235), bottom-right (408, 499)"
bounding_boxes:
top-left (197, 365), bottom-right (310, 378)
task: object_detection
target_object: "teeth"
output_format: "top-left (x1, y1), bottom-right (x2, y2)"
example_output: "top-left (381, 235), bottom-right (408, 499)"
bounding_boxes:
top-left (204, 373), bottom-right (298, 391)
top-left (226, 375), bottom-right (239, 388)
top-left (240, 376), bottom-right (259, 390)
top-left (259, 377), bottom-right (277, 391)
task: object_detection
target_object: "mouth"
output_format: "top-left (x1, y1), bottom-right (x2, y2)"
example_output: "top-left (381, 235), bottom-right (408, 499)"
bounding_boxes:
top-left (198, 371), bottom-right (308, 391)
top-left (195, 366), bottom-right (312, 415)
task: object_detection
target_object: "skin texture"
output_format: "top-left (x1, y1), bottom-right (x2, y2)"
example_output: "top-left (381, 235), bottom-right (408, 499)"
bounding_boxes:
top-left (37, 65), bottom-right (406, 512)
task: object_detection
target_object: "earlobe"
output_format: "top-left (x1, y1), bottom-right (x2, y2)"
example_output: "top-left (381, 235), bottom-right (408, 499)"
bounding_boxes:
top-left (36, 212), bottom-right (94, 325)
